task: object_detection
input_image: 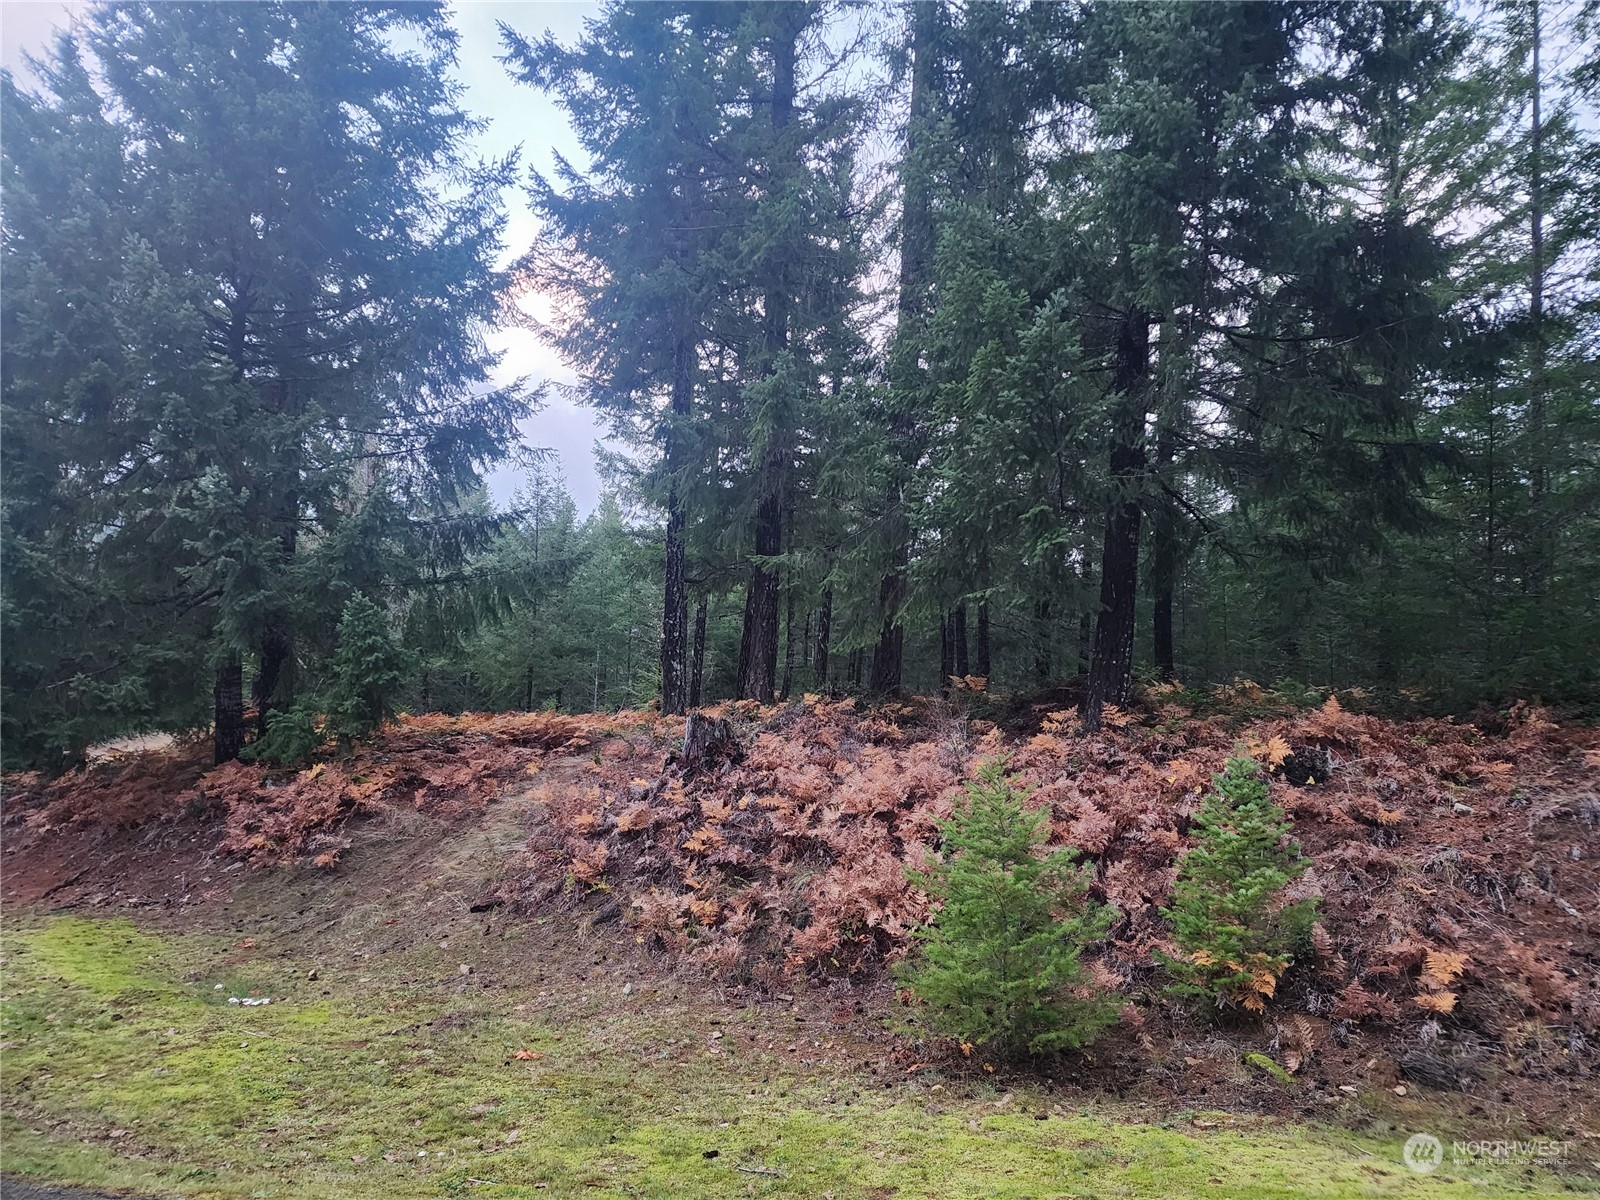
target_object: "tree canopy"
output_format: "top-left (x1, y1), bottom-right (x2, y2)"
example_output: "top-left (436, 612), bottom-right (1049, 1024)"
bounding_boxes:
top-left (3, 0), bottom-right (1596, 770)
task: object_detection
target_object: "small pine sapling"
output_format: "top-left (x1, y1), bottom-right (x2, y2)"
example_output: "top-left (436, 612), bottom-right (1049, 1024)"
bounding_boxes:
top-left (242, 702), bottom-right (323, 767)
top-left (323, 594), bottom-right (414, 745)
top-left (897, 760), bottom-right (1116, 1060)
top-left (1161, 755), bottom-right (1317, 1013)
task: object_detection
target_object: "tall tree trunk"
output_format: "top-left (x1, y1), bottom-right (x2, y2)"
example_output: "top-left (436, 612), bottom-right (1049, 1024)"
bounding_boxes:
top-left (1077, 532), bottom-right (1095, 675)
top-left (780, 587), bottom-right (797, 701)
top-left (1153, 582), bottom-right (1175, 683)
top-left (1033, 598), bottom-right (1051, 684)
top-left (1151, 423), bottom-right (1179, 683)
top-left (736, 9), bottom-right (797, 705)
top-left (689, 596), bottom-right (708, 708)
top-left (1082, 310), bottom-right (1151, 731)
top-left (253, 626), bottom-right (290, 740)
top-left (740, 494), bottom-right (783, 703)
top-left (939, 612), bottom-right (955, 693)
top-left (976, 600), bottom-right (991, 680)
top-left (1528, 0), bottom-right (1546, 509)
top-left (213, 657), bottom-right (244, 765)
top-left (660, 337), bottom-right (693, 715)
top-left (871, 1), bottom-right (938, 696)
top-left (252, 378), bottom-right (299, 741)
top-left (869, 572), bottom-right (906, 696)
top-left (814, 586), bottom-right (833, 684)
top-left (953, 605), bottom-right (969, 677)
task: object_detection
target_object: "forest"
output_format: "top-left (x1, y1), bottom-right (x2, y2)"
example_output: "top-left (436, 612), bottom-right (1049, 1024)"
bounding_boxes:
top-left (3, 5), bottom-right (1600, 1197)
top-left (3, 0), bottom-right (1596, 774)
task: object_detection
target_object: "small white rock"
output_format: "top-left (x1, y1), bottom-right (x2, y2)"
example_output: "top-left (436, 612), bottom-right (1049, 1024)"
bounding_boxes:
top-left (1452, 802), bottom-right (1474, 816)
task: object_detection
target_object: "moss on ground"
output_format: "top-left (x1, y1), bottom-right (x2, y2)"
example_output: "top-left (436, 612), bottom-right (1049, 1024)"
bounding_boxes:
top-left (0, 916), bottom-right (1587, 1199)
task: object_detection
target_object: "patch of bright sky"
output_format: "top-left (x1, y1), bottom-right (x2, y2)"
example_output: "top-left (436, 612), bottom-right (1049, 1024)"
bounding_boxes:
top-left (452, 3), bottom-right (608, 514)
top-left (1, 1), bottom-right (610, 513)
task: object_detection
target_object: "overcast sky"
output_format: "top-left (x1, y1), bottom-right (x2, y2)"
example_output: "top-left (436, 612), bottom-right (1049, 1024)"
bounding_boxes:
top-left (1, 1), bottom-right (613, 513)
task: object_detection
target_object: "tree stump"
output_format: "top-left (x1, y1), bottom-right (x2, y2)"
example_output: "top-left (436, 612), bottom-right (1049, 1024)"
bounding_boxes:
top-left (682, 712), bottom-right (741, 776)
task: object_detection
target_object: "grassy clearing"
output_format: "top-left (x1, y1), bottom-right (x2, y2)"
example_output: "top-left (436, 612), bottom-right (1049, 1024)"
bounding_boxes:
top-left (0, 916), bottom-right (1583, 1199)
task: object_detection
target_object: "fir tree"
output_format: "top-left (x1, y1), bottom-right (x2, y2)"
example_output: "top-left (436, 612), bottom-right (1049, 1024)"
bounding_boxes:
top-left (1, 2), bottom-right (528, 766)
top-left (1161, 757), bottom-right (1317, 1014)
top-left (899, 760), bottom-right (1116, 1059)
top-left (323, 595), bottom-right (413, 745)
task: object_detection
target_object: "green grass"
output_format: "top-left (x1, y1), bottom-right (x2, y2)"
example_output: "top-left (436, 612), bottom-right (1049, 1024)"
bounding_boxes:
top-left (0, 916), bottom-right (1585, 1199)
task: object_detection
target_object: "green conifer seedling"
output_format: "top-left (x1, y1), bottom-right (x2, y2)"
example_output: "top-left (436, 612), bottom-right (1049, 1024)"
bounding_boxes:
top-left (1161, 756), bottom-right (1317, 1013)
top-left (898, 760), bottom-right (1116, 1059)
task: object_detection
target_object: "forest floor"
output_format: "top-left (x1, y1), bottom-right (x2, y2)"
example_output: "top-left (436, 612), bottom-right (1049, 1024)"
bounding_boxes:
top-left (2, 690), bottom-right (1598, 1198)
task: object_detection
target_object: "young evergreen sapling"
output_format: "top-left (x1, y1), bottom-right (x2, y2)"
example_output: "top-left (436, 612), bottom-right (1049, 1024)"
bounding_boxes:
top-left (1161, 755), bottom-right (1317, 1013)
top-left (898, 760), bottom-right (1116, 1059)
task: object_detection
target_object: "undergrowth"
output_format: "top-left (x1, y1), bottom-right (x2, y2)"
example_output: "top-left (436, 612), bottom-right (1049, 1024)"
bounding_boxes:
top-left (1, 916), bottom-right (1581, 1199)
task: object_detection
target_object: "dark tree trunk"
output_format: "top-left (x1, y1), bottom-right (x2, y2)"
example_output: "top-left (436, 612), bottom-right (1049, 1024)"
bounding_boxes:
top-left (1153, 565), bottom-right (1175, 682)
top-left (814, 587), bottom-right (833, 684)
top-left (419, 669), bottom-right (433, 713)
top-left (976, 601), bottom-right (991, 680)
top-left (253, 627), bottom-right (290, 741)
top-left (1529, 0), bottom-right (1546, 508)
top-left (953, 605), bottom-right (969, 678)
top-left (1082, 310), bottom-right (1151, 731)
top-left (870, 3), bottom-right (937, 698)
top-left (739, 497), bottom-right (782, 702)
top-left (1151, 415), bottom-right (1179, 683)
top-left (800, 609), bottom-right (813, 688)
top-left (524, 665), bottom-right (535, 712)
top-left (780, 587), bottom-right (797, 701)
top-left (848, 646), bottom-right (864, 691)
top-left (1033, 599), bottom-right (1051, 684)
top-left (736, 10), bottom-right (796, 706)
top-left (659, 338), bottom-right (693, 715)
top-left (939, 613), bottom-right (955, 693)
top-left (213, 657), bottom-right (244, 765)
top-left (869, 570), bottom-right (906, 696)
top-left (689, 597), bottom-right (708, 709)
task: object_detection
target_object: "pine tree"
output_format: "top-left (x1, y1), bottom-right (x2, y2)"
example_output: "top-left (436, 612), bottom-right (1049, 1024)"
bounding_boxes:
top-left (504, 3), bottom-right (734, 716)
top-left (1161, 757), bottom-right (1317, 1013)
top-left (323, 595), bottom-right (414, 745)
top-left (899, 760), bottom-right (1116, 1060)
top-left (1, 2), bottom-right (528, 766)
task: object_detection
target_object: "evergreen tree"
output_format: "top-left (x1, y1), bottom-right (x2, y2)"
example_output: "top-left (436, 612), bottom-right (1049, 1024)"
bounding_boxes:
top-left (899, 760), bottom-right (1116, 1059)
top-left (1161, 757), bottom-right (1317, 1013)
top-left (1, 2), bottom-right (528, 766)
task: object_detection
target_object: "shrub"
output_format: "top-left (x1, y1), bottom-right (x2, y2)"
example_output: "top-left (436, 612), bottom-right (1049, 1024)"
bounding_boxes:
top-left (1161, 755), bottom-right (1317, 1013)
top-left (897, 760), bottom-right (1116, 1059)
